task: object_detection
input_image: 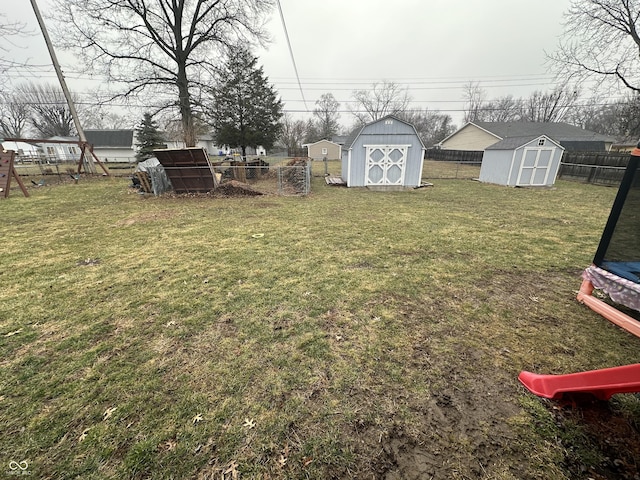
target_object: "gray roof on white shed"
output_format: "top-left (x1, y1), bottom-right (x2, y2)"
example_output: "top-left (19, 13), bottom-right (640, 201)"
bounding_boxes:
top-left (486, 135), bottom-right (564, 151)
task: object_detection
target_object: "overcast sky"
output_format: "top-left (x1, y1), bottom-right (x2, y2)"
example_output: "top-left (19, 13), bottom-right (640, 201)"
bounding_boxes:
top-left (3, 0), bottom-right (600, 128)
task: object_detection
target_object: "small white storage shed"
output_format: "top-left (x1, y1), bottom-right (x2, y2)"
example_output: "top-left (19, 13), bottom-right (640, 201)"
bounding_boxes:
top-left (341, 115), bottom-right (425, 188)
top-left (479, 135), bottom-right (564, 187)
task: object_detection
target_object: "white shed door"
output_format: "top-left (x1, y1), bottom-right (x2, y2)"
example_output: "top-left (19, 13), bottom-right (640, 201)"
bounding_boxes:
top-left (517, 148), bottom-right (554, 186)
top-left (365, 145), bottom-right (407, 186)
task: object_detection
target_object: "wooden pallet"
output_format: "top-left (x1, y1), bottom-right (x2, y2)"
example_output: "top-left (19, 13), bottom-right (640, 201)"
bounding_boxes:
top-left (325, 176), bottom-right (346, 186)
top-left (135, 171), bottom-right (152, 193)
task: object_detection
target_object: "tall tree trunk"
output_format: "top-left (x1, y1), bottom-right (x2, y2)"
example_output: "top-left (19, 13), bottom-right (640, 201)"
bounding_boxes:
top-left (177, 65), bottom-right (196, 147)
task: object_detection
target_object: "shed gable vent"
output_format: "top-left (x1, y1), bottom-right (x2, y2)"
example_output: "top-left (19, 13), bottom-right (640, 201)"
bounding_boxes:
top-left (385, 120), bottom-right (393, 125)
top-left (538, 138), bottom-right (546, 146)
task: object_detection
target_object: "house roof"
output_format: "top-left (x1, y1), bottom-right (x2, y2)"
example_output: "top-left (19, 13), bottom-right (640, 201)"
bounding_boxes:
top-left (473, 121), bottom-right (614, 143)
top-left (46, 136), bottom-right (78, 142)
top-left (84, 129), bottom-right (134, 148)
top-left (486, 135), bottom-right (564, 151)
top-left (1, 141), bottom-right (40, 152)
top-left (343, 125), bottom-right (365, 149)
top-left (302, 139), bottom-right (341, 148)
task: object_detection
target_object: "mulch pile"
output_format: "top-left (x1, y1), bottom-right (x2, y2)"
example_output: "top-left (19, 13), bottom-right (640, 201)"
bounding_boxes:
top-left (214, 180), bottom-right (264, 197)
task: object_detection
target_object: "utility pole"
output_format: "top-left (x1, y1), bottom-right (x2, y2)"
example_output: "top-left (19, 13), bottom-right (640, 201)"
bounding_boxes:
top-left (29, 0), bottom-right (102, 175)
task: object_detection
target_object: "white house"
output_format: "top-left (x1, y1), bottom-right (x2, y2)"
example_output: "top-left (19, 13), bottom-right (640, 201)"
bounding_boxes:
top-left (39, 137), bottom-right (82, 163)
top-left (85, 129), bottom-right (136, 163)
top-left (1, 141), bottom-right (41, 162)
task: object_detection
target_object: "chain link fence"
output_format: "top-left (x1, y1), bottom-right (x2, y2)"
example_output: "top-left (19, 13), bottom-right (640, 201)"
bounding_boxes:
top-left (137, 159), bottom-right (312, 197)
top-left (422, 160), bottom-right (482, 180)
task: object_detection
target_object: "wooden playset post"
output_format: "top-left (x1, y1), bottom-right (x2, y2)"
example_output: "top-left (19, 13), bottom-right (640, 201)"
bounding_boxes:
top-left (0, 150), bottom-right (30, 198)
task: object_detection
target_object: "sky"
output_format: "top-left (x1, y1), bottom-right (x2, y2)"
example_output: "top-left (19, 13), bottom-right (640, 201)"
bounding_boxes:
top-left (2, 0), bottom-right (603, 129)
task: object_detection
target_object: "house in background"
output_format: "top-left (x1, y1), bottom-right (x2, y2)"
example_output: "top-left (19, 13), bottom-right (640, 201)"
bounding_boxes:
top-left (479, 135), bottom-right (565, 187)
top-left (610, 137), bottom-right (639, 153)
top-left (164, 133), bottom-right (220, 156)
top-left (85, 129), bottom-right (136, 163)
top-left (330, 135), bottom-right (348, 147)
top-left (37, 131), bottom-right (135, 164)
top-left (39, 136), bottom-right (82, 163)
top-left (162, 134), bottom-right (266, 158)
top-left (341, 115), bottom-right (425, 189)
top-left (1, 141), bottom-right (41, 162)
top-left (303, 139), bottom-right (341, 161)
top-left (438, 122), bottom-right (615, 152)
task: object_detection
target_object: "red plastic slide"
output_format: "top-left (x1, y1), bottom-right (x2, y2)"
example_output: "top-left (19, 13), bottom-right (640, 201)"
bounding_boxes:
top-left (518, 364), bottom-right (640, 400)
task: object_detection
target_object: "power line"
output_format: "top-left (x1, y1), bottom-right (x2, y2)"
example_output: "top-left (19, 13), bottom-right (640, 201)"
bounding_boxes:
top-left (275, 0), bottom-right (308, 111)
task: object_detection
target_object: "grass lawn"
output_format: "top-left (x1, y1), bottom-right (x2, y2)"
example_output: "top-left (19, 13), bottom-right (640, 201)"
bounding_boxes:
top-left (2, 165), bottom-right (640, 479)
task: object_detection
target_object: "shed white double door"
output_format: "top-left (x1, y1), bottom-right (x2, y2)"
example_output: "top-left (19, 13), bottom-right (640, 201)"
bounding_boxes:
top-left (365, 145), bottom-right (409, 186)
top-left (516, 147), bottom-right (555, 186)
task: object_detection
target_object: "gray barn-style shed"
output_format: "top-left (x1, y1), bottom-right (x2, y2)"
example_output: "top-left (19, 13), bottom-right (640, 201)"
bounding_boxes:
top-left (341, 116), bottom-right (425, 188)
top-left (479, 135), bottom-right (564, 187)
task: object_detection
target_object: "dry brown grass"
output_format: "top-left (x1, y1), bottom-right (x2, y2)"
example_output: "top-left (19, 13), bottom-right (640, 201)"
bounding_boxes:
top-left (1, 171), bottom-right (639, 479)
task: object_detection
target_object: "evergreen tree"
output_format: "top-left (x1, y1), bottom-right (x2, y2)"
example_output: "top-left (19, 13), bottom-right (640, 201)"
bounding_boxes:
top-left (135, 113), bottom-right (166, 161)
top-left (209, 48), bottom-right (283, 158)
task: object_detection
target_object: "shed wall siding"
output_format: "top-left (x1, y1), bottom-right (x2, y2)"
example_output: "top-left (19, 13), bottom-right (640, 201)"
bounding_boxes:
top-left (479, 149), bottom-right (513, 185)
top-left (480, 136), bottom-right (565, 186)
top-left (350, 133), bottom-right (423, 187)
top-left (441, 124), bottom-right (500, 151)
top-left (307, 141), bottom-right (341, 160)
top-left (508, 148), bottom-right (525, 186)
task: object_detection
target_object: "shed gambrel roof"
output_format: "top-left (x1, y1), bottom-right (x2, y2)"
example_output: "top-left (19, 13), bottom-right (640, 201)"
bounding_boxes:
top-left (84, 129), bottom-right (134, 148)
top-left (473, 122), bottom-right (613, 143)
top-left (343, 115), bottom-right (425, 150)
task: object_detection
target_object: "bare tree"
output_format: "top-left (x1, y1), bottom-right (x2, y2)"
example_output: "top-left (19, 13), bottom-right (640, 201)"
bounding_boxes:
top-left (483, 95), bottom-right (524, 122)
top-left (304, 118), bottom-right (321, 144)
top-left (521, 86), bottom-right (580, 123)
top-left (462, 82), bottom-right (488, 123)
top-left (398, 109), bottom-right (456, 147)
top-left (549, 0), bottom-right (640, 93)
top-left (569, 95), bottom-right (640, 136)
top-left (53, 0), bottom-right (274, 147)
top-left (0, 91), bottom-right (31, 137)
top-left (13, 83), bottom-right (80, 138)
top-left (313, 93), bottom-right (341, 139)
top-left (350, 81), bottom-right (411, 124)
top-left (277, 113), bottom-right (308, 152)
top-left (0, 14), bottom-right (31, 88)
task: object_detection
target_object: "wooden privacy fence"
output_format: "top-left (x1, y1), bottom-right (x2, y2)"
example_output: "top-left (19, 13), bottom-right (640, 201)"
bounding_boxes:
top-left (425, 148), bottom-right (484, 163)
top-left (558, 151), bottom-right (629, 186)
top-left (425, 148), bottom-right (631, 186)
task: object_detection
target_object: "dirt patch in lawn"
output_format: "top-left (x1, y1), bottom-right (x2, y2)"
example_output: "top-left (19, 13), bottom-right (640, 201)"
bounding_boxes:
top-left (325, 269), bottom-right (640, 479)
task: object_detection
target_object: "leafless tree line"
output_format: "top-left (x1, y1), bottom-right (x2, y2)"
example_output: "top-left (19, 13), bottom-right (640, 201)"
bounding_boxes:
top-left (462, 82), bottom-right (581, 124)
